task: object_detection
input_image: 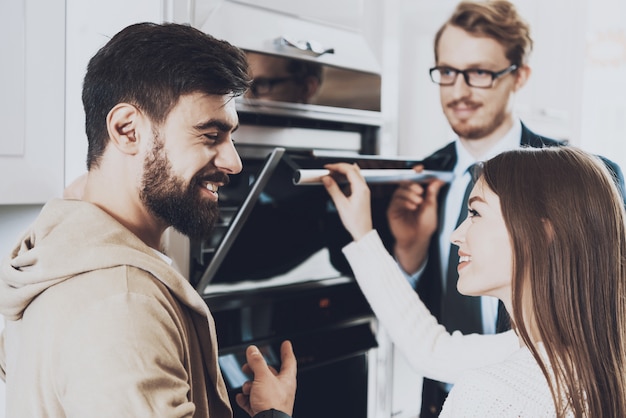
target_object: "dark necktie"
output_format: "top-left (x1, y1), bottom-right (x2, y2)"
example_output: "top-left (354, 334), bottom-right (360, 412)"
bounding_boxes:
top-left (441, 164), bottom-right (483, 334)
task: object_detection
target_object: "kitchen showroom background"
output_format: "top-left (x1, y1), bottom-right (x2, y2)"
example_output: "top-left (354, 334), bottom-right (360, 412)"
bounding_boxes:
top-left (1, 0), bottom-right (625, 416)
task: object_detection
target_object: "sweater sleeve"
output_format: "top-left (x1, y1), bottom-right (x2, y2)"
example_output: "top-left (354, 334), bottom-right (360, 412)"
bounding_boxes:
top-left (342, 230), bottom-right (519, 383)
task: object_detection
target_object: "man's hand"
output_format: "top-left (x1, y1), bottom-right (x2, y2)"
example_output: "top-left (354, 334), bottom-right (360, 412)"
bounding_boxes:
top-left (235, 341), bottom-right (297, 417)
top-left (387, 165), bottom-right (446, 274)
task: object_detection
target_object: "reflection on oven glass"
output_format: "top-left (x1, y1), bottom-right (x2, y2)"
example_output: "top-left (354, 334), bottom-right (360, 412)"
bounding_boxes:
top-left (245, 51), bottom-right (322, 104)
top-left (244, 51), bottom-right (381, 111)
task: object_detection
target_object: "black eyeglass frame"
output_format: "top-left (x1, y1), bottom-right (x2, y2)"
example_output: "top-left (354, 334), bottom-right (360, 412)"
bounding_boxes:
top-left (429, 64), bottom-right (518, 88)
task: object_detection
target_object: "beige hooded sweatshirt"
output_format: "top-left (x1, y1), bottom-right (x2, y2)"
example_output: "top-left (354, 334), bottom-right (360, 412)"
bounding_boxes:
top-left (0, 199), bottom-right (232, 418)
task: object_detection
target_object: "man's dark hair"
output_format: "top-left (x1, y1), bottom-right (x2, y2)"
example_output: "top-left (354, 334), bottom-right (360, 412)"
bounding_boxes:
top-left (285, 58), bottom-right (324, 84)
top-left (82, 22), bottom-right (252, 169)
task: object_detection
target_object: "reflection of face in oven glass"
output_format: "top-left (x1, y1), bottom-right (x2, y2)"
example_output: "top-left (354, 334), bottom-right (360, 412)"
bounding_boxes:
top-left (245, 52), bottom-right (322, 104)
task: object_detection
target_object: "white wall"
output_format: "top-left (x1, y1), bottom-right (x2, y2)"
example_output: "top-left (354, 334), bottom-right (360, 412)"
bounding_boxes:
top-left (65, 0), bottom-right (164, 184)
top-left (580, 0), bottom-right (626, 172)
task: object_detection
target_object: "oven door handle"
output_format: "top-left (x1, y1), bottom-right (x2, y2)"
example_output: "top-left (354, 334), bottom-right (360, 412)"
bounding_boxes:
top-left (274, 36), bottom-right (335, 57)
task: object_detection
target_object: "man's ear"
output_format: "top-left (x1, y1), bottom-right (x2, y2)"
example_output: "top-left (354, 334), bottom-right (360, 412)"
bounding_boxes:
top-left (513, 64), bottom-right (531, 92)
top-left (106, 103), bottom-right (141, 155)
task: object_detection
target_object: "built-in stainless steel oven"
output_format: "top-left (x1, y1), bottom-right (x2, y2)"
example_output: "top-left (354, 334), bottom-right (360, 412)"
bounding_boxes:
top-left (163, 3), bottom-right (416, 416)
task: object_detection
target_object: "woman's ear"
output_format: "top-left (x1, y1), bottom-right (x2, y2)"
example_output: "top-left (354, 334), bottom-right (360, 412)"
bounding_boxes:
top-left (106, 103), bottom-right (141, 155)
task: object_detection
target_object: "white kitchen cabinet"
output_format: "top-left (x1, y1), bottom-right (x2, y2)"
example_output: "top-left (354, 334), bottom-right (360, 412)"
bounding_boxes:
top-left (64, 0), bottom-right (166, 184)
top-left (190, 0), bottom-right (381, 75)
top-left (192, 0), bottom-right (370, 34)
top-left (0, 0), bottom-right (65, 204)
top-left (232, 0), bottom-right (365, 32)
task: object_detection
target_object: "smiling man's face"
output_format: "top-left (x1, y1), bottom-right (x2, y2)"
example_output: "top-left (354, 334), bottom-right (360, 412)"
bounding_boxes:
top-left (140, 92), bottom-right (242, 240)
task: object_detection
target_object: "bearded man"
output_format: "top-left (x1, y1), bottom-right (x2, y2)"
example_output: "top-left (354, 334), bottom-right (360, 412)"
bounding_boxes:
top-left (0, 22), bottom-right (296, 418)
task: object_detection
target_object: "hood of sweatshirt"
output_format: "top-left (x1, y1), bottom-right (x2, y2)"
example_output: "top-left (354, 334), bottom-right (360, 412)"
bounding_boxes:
top-left (0, 198), bottom-right (209, 321)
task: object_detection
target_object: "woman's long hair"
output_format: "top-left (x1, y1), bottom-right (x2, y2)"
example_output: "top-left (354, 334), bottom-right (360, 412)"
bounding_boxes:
top-left (481, 146), bottom-right (626, 417)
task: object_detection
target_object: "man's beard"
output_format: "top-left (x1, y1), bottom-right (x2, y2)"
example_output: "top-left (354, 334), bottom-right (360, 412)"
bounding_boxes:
top-left (140, 138), bottom-right (229, 240)
top-left (447, 100), bottom-right (507, 140)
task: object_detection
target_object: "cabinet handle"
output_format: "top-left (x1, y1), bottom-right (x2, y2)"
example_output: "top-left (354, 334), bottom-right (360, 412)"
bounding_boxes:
top-left (274, 36), bottom-right (335, 57)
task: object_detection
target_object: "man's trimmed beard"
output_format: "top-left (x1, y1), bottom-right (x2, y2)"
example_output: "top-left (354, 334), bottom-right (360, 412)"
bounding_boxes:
top-left (446, 99), bottom-right (507, 140)
top-left (140, 136), bottom-right (227, 240)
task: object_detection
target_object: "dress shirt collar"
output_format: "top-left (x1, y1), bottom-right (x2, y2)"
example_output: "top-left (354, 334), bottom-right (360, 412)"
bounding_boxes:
top-left (453, 119), bottom-right (523, 175)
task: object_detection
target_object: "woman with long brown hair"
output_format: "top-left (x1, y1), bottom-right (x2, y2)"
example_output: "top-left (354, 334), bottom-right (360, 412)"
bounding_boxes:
top-left (323, 146), bottom-right (626, 417)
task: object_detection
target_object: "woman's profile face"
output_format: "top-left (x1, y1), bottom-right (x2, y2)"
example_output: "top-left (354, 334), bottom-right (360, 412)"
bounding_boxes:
top-left (450, 178), bottom-right (513, 305)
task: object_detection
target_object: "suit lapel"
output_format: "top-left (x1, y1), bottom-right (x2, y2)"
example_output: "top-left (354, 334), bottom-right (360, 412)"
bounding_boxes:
top-left (520, 122), bottom-right (566, 148)
top-left (422, 141), bottom-right (457, 171)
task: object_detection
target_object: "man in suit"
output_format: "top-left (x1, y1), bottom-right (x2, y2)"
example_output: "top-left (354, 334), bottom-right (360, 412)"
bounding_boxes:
top-left (386, 1), bottom-right (625, 417)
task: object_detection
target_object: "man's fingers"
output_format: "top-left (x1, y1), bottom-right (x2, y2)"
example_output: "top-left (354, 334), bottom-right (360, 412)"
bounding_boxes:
top-left (424, 179), bottom-right (446, 205)
top-left (278, 340), bottom-right (297, 379)
top-left (244, 345), bottom-right (268, 377)
top-left (241, 363), bottom-right (251, 375)
top-left (393, 185), bottom-right (425, 206)
top-left (235, 393), bottom-right (252, 416)
top-left (241, 380), bottom-right (252, 395)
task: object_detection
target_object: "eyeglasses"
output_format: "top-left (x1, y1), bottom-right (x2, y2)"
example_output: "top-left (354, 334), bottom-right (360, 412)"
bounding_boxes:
top-left (429, 65), bottom-right (518, 88)
top-left (250, 76), bottom-right (297, 97)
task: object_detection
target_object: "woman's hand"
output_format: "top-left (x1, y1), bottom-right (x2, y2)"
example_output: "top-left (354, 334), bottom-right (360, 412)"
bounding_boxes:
top-left (322, 163), bottom-right (373, 241)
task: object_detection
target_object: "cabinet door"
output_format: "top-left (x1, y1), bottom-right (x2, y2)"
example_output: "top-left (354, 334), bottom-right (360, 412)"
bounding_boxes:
top-left (0, 0), bottom-right (65, 204)
top-left (234, 0), bottom-right (365, 31)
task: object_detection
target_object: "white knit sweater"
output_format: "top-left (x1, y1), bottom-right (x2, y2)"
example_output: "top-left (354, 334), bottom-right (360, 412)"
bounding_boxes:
top-left (342, 230), bottom-right (559, 416)
top-left (440, 346), bottom-right (558, 417)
